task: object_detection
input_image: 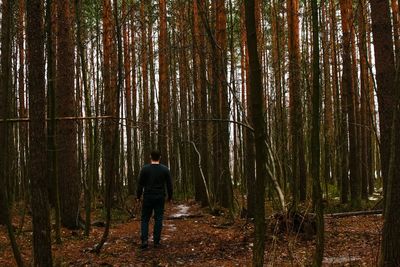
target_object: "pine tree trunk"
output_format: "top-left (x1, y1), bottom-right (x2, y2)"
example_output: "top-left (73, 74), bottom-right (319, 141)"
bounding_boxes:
top-left (26, 0), bottom-right (53, 264)
top-left (140, 0), bottom-right (150, 158)
top-left (159, 0), bottom-right (170, 165)
top-left (369, 0), bottom-right (399, 265)
top-left (321, 0), bottom-right (334, 187)
top-left (370, 0), bottom-right (397, 215)
top-left (215, 0), bottom-right (233, 211)
top-left (311, 0), bottom-right (324, 265)
top-left (287, 0), bottom-right (307, 204)
top-left (245, 0), bottom-right (267, 265)
top-left (95, 0), bottom-right (118, 253)
top-left (193, 0), bottom-right (209, 206)
top-left (56, 0), bottom-right (81, 228)
top-left (122, 0), bottom-right (135, 196)
top-left (357, 0), bottom-right (370, 200)
top-left (241, 1), bottom-right (256, 218)
top-left (339, 0), bottom-right (361, 208)
top-left (17, 0), bottom-right (28, 208)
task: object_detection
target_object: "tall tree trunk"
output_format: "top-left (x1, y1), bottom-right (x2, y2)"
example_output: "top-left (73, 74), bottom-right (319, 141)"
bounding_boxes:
top-left (0, 0), bottom-right (24, 265)
top-left (17, 0), bottom-right (28, 210)
top-left (370, 0), bottom-right (396, 215)
top-left (391, 0), bottom-right (400, 65)
top-left (240, 2), bottom-right (256, 218)
top-left (357, 0), bottom-right (370, 200)
top-left (311, 0), bottom-right (324, 265)
top-left (46, 0), bottom-right (61, 243)
top-left (245, 0), bottom-right (267, 265)
top-left (0, 0), bottom-right (12, 226)
top-left (193, 0), bottom-right (209, 206)
top-left (76, 0), bottom-right (93, 236)
top-left (121, 0), bottom-right (134, 196)
top-left (328, 0), bottom-right (346, 200)
top-left (131, 16), bottom-right (140, 183)
top-left (26, 0), bottom-right (53, 264)
top-left (95, 0), bottom-right (118, 253)
top-left (271, 0), bottom-right (288, 196)
top-left (288, 0), bottom-right (307, 205)
top-left (339, 0), bottom-right (361, 208)
top-left (369, 0), bottom-right (398, 265)
top-left (56, 0), bottom-right (81, 228)
top-left (321, 0), bottom-right (334, 188)
top-left (159, 0), bottom-right (170, 165)
top-left (148, 9), bottom-right (156, 150)
top-left (215, 0), bottom-right (233, 211)
top-left (177, 1), bottom-right (190, 199)
top-left (140, 0), bottom-right (150, 157)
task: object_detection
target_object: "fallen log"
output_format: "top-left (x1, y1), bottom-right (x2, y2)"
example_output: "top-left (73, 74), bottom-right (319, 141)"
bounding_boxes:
top-left (165, 214), bottom-right (204, 220)
top-left (325, 210), bottom-right (382, 218)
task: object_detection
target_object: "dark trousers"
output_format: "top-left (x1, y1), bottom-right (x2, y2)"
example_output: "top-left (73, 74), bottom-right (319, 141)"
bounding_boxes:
top-left (140, 195), bottom-right (165, 244)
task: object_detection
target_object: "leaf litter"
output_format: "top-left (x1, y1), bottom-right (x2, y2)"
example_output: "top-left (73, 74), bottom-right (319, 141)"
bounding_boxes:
top-left (0, 202), bottom-right (382, 266)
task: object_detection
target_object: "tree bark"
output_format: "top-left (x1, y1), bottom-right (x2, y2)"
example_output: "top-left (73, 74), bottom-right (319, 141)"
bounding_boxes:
top-left (369, 0), bottom-right (399, 265)
top-left (311, 0), bottom-right (324, 265)
top-left (140, 0), bottom-right (150, 157)
top-left (122, 0), bottom-right (135, 196)
top-left (370, 0), bottom-right (396, 215)
top-left (245, 0), bottom-right (267, 265)
top-left (287, 0), bottom-right (307, 204)
top-left (158, 0), bottom-right (170, 166)
top-left (26, 0), bottom-right (53, 264)
top-left (56, 0), bottom-right (81, 228)
top-left (214, 0), bottom-right (233, 210)
top-left (339, 0), bottom-right (361, 208)
top-left (193, 0), bottom-right (209, 206)
top-left (241, 1), bottom-right (256, 218)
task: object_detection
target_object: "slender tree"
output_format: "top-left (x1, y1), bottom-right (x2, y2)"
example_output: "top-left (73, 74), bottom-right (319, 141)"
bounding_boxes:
top-left (159, 0), bottom-right (170, 164)
top-left (339, 0), bottom-right (361, 208)
top-left (193, 0), bottom-right (209, 206)
top-left (369, 0), bottom-right (399, 265)
top-left (245, 0), bottom-right (267, 265)
top-left (26, 0), bottom-right (53, 264)
top-left (56, 0), bottom-right (81, 228)
top-left (122, 0), bottom-right (135, 196)
top-left (287, 0), bottom-right (307, 204)
top-left (0, 0), bottom-right (13, 226)
top-left (215, 0), bottom-right (233, 210)
top-left (94, 0), bottom-right (119, 253)
top-left (141, 0), bottom-right (150, 157)
top-left (370, 0), bottom-right (396, 212)
top-left (0, 0), bottom-right (24, 265)
top-left (240, 1), bottom-right (256, 218)
top-left (311, 0), bottom-right (324, 265)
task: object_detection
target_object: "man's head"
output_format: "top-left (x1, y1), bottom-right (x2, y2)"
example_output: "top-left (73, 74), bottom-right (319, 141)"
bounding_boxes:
top-left (150, 150), bottom-right (161, 162)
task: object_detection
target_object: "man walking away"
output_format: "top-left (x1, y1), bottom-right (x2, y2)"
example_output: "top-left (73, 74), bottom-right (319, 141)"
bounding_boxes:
top-left (137, 150), bottom-right (173, 249)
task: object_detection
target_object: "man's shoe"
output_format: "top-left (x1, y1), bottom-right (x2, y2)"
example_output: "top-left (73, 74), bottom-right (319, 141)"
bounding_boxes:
top-left (154, 242), bottom-right (163, 249)
top-left (140, 242), bottom-right (148, 250)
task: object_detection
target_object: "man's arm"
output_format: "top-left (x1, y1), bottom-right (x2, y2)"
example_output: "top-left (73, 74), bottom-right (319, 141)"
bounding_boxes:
top-left (136, 168), bottom-right (145, 199)
top-left (165, 169), bottom-right (173, 201)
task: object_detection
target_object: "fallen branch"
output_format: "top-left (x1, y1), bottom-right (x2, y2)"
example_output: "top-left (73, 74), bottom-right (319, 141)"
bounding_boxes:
top-left (325, 210), bottom-right (382, 218)
top-left (166, 214), bottom-right (204, 220)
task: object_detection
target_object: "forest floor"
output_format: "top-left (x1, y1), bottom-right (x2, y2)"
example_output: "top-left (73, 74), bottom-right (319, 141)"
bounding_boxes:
top-left (0, 201), bottom-right (382, 266)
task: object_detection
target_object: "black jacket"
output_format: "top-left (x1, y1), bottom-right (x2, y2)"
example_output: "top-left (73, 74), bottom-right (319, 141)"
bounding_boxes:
top-left (136, 163), bottom-right (173, 200)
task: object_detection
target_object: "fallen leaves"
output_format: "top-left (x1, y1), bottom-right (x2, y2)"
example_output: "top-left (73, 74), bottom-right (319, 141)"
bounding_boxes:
top-left (0, 203), bottom-right (383, 266)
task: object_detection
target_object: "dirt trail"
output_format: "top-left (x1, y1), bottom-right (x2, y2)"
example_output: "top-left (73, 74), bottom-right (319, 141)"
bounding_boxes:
top-left (0, 202), bottom-right (382, 266)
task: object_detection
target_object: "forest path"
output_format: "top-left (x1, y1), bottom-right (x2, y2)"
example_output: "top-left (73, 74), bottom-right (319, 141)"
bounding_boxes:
top-left (0, 202), bottom-right (382, 266)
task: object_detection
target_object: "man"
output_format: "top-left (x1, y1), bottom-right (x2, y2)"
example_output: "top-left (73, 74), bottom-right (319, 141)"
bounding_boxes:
top-left (137, 150), bottom-right (173, 249)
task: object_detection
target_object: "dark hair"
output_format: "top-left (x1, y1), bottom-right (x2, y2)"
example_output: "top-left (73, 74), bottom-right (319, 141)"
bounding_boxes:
top-left (150, 150), bottom-right (161, 161)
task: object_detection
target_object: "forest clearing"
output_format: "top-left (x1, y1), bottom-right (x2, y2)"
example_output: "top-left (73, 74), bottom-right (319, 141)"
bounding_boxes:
top-left (0, 201), bottom-right (382, 266)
